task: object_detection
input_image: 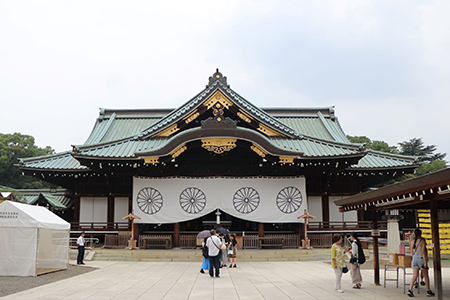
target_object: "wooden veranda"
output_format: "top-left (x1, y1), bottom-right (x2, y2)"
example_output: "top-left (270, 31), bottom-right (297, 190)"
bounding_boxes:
top-left (335, 167), bottom-right (450, 300)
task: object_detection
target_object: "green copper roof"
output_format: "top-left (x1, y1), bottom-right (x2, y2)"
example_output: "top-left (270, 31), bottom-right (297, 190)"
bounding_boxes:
top-left (20, 152), bottom-right (87, 170)
top-left (19, 70), bottom-right (418, 172)
top-left (17, 190), bottom-right (72, 209)
top-left (349, 151), bottom-right (417, 170)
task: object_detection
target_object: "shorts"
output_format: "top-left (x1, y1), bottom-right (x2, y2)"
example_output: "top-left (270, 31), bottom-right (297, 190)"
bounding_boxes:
top-left (411, 254), bottom-right (425, 270)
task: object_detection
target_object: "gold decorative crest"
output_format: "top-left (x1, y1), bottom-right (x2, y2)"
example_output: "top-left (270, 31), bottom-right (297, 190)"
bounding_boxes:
top-left (237, 111), bottom-right (252, 123)
top-left (201, 138), bottom-right (237, 154)
top-left (154, 124), bottom-right (179, 137)
top-left (184, 111), bottom-right (199, 124)
top-left (142, 157), bottom-right (159, 164)
top-left (204, 91), bottom-right (233, 110)
top-left (279, 156), bottom-right (295, 163)
top-left (250, 143), bottom-right (267, 157)
top-left (257, 124), bottom-right (283, 137)
top-left (171, 144), bottom-right (187, 159)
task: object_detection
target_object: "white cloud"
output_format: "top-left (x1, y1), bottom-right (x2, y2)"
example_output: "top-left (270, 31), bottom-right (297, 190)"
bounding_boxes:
top-left (0, 1), bottom-right (449, 159)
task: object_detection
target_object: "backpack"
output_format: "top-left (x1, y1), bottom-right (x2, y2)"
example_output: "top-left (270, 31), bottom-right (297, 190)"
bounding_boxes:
top-left (202, 245), bottom-right (209, 258)
top-left (356, 241), bottom-right (366, 265)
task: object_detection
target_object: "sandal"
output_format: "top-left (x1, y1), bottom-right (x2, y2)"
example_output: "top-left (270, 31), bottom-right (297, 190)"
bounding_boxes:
top-left (352, 285), bottom-right (360, 289)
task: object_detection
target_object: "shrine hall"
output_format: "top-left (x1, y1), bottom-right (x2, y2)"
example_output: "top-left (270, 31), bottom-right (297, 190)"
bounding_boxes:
top-left (18, 70), bottom-right (418, 246)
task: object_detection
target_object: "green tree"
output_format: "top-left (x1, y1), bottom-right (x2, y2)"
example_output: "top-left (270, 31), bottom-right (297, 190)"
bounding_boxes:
top-left (397, 137), bottom-right (447, 176)
top-left (414, 160), bottom-right (447, 176)
top-left (348, 135), bottom-right (447, 180)
top-left (0, 133), bottom-right (55, 189)
top-left (398, 138), bottom-right (446, 162)
top-left (347, 135), bottom-right (398, 153)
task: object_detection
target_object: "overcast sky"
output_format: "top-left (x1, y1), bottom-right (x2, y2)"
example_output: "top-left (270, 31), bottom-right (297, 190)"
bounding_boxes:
top-left (1, 1), bottom-right (449, 160)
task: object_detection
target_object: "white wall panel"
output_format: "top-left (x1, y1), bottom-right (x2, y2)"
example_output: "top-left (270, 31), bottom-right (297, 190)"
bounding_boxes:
top-left (80, 197), bottom-right (93, 223)
top-left (93, 197), bottom-right (107, 223)
top-left (307, 196), bottom-right (322, 223)
top-left (329, 196), bottom-right (357, 222)
top-left (80, 197), bottom-right (108, 223)
top-left (114, 197), bottom-right (129, 223)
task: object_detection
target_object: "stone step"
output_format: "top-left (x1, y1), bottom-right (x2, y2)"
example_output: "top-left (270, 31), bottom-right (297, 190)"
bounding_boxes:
top-left (71, 247), bottom-right (409, 263)
top-left (71, 248), bottom-right (332, 262)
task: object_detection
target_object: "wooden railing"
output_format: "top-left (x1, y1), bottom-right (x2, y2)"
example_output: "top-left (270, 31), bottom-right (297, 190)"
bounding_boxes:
top-left (69, 237), bottom-right (99, 250)
top-left (180, 234), bottom-right (197, 249)
top-left (308, 220), bottom-right (387, 231)
top-left (71, 222), bottom-right (129, 230)
top-left (242, 235), bottom-right (259, 249)
top-left (104, 234), bottom-right (129, 249)
top-left (139, 234), bottom-right (172, 249)
top-left (308, 233), bottom-right (333, 248)
top-left (242, 234), bottom-right (300, 249)
top-left (265, 234), bottom-right (300, 248)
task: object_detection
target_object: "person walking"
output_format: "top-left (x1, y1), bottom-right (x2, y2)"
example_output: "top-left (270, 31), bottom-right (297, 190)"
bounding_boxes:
top-left (331, 233), bottom-right (347, 293)
top-left (407, 228), bottom-right (435, 297)
top-left (349, 232), bottom-right (363, 289)
top-left (77, 231), bottom-right (85, 265)
top-left (206, 229), bottom-right (223, 278)
top-left (227, 234), bottom-right (238, 268)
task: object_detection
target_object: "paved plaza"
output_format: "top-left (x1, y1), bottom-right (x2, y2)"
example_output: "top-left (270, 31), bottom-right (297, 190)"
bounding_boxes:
top-left (2, 260), bottom-right (449, 300)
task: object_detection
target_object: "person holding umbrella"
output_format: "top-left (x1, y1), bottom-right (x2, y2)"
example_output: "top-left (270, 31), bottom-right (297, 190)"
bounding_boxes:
top-left (200, 237), bottom-right (210, 273)
top-left (197, 230), bottom-right (211, 274)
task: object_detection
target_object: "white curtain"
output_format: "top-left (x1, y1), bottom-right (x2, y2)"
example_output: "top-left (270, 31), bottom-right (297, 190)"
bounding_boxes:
top-left (133, 176), bottom-right (307, 224)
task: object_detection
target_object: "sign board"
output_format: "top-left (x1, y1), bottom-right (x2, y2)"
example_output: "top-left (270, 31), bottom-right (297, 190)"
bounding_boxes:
top-left (372, 229), bottom-right (380, 237)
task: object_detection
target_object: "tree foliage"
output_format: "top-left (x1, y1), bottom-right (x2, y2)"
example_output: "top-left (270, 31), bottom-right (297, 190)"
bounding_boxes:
top-left (347, 135), bottom-right (447, 177)
top-left (347, 135), bottom-right (398, 153)
top-left (398, 138), bottom-right (446, 162)
top-left (0, 133), bottom-right (55, 189)
top-left (0, 187), bottom-right (25, 203)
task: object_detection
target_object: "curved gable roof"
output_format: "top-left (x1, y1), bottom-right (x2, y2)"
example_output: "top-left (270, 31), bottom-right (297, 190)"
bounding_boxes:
top-left (17, 70), bottom-right (418, 172)
top-left (134, 69), bottom-right (302, 141)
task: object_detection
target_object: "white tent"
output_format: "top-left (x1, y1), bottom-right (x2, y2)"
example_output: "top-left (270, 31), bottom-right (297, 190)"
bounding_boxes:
top-left (0, 201), bottom-right (70, 276)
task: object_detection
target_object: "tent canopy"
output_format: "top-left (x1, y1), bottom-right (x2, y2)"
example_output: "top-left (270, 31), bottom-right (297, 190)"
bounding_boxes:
top-left (0, 200), bottom-right (70, 230)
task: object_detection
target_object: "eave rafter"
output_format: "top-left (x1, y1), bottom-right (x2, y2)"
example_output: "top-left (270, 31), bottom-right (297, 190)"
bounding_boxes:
top-left (335, 168), bottom-right (450, 212)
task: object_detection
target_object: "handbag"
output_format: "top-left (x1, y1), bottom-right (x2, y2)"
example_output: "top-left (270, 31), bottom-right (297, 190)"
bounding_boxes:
top-left (227, 248), bottom-right (233, 255)
top-left (342, 266), bottom-right (348, 273)
top-left (350, 256), bottom-right (357, 265)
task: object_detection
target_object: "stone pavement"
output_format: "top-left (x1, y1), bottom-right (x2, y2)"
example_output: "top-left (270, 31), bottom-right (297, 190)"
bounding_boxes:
top-left (2, 260), bottom-right (449, 300)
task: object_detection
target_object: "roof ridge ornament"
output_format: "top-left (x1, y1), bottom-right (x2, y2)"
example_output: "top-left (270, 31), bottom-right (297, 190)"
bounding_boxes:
top-left (208, 68), bottom-right (229, 88)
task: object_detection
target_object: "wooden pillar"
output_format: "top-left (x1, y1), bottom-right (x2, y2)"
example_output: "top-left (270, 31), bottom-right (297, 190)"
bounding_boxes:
top-left (174, 222), bottom-right (180, 247)
top-left (107, 195), bottom-right (114, 229)
top-left (258, 223), bottom-right (264, 237)
top-left (430, 199), bottom-right (443, 300)
top-left (133, 222), bottom-right (139, 241)
top-left (322, 194), bottom-right (330, 229)
top-left (372, 209), bottom-right (380, 286)
top-left (74, 195), bottom-right (80, 227)
top-left (299, 223), bottom-right (305, 240)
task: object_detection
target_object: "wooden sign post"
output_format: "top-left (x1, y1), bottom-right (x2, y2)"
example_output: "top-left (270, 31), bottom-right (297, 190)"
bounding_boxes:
top-left (122, 211), bottom-right (140, 250)
top-left (297, 209), bottom-right (316, 249)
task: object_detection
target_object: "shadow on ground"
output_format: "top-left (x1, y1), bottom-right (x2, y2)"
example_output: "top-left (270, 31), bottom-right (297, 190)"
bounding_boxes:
top-left (0, 264), bottom-right (96, 297)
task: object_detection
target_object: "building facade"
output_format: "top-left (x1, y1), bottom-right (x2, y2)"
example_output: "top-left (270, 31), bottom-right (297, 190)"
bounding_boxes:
top-left (19, 70), bottom-right (418, 242)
